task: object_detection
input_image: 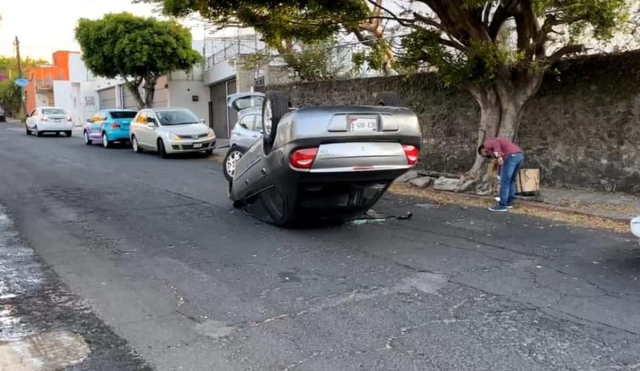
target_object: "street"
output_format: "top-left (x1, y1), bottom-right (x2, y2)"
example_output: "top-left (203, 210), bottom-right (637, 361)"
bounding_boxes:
top-left (0, 123), bottom-right (639, 370)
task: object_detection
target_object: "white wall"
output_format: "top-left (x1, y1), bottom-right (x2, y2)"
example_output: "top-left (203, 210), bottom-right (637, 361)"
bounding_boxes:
top-left (53, 81), bottom-right (71, 108)
top-left (53, 80), bottom-right (98, 125)
top-left (68, 53), bottom-right (95, 82)
top-left (168, 81), bottom-right (209, 124)
top-left (80, 81), bottom-right (99, 123)
top-left (204, 60), bottom-right (235, 85)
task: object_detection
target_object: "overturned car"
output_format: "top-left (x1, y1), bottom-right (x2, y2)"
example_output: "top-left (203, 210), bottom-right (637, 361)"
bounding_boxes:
top-left (226, 91), bottom-right (422, 227)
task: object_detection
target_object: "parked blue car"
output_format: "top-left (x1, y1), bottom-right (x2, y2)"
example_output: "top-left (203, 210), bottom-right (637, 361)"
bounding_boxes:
top-left (83, 109), bottom-right (138, 148)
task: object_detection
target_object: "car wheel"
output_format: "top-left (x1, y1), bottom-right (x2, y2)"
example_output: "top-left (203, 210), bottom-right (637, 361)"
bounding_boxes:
top-left (262, 91), bottom-right (290, 153)
top-left (102, 132), bottom-right (110, 148)
top-left (65, 131), bottom-right (72, 137)
top-left (35, 126), bottom-right (43, 137)
top-left (223, 147), bottom-right (245, 182)
top-left (374, 92), bottom-right (402, 106)
top-left (157, 138), bottom-right (168, 158)
top-left (25, 125), bottom-right (31, 136)
top-left (83, 131), bottom-right (92, 145)
top-left (132, 135), bottom-right (143, 153)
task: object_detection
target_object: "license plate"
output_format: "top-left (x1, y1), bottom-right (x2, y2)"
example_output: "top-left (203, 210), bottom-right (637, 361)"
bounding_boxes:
top-left (348, 116), bottom-right (378, 132)
top-left (193, 143), bottom-right (203, 148)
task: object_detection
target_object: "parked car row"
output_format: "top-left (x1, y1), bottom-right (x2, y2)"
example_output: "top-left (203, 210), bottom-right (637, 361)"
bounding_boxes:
top-left (25, 106), bottom-right (217, 158)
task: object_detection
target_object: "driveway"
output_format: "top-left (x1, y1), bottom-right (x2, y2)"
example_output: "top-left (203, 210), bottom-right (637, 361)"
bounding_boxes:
top-left (0, 124), bottom-right (638, 370)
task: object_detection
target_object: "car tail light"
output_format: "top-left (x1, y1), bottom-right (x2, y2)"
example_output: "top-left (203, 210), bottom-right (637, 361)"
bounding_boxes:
top-left (41, 115), bottom-right (48, 121)
top-left (111, 123), bottom-right (121, 130)
top-left (290, 147), bottom-right (318, 169)
top-left (403, 144), bottom-right (419, 165)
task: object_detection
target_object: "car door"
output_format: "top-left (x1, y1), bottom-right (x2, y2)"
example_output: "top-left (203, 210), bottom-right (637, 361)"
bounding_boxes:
top-left (133, 111), bottom-right (150, 147)
top-left (145, 112), bottom-right (161, 149)
top-left (89, 112), bottom-right (104, 139)
top-left (26, 109), bottom-right (38, 129)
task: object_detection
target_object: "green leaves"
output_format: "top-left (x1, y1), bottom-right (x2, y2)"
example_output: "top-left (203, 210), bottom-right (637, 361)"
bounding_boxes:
top-left (74, 12), bottom-right (203, 81)
top-left (0, 80), bottom-right (21, 114)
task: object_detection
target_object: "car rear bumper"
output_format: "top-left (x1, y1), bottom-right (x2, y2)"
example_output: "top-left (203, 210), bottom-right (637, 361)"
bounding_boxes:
top-left (106, 130), bottom-right (130, 141)
top-left (165, 139), bottom-right (216, 153)
top-left (37, 123), bottom-right (73, 131)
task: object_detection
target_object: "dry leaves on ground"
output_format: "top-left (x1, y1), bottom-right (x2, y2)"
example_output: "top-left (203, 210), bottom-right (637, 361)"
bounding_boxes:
top-left (389, 183), bottom-right (630, 234)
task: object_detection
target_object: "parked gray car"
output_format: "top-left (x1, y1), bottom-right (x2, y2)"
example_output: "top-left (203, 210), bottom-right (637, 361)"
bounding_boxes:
top-left (226, 91), bottom-right (422, 227)
top-left (223, 92), bottom-right (264, 181)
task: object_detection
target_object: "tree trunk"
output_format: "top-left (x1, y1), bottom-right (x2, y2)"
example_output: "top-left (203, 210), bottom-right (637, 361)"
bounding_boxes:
top-left (464, 85), bottom-right (501, 179)
top-left (457, 72), bottom-right (544, 193)
top-left (142, 76), bottom-right (158, 108)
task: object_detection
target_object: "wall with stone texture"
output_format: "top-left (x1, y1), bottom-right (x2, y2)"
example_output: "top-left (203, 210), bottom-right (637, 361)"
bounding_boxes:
top-left (261, 50), bottom-right (640, 195)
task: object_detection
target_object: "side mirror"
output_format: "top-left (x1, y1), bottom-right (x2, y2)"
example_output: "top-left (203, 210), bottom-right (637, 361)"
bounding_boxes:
top-left (200, 118), bottom-right (206, 124)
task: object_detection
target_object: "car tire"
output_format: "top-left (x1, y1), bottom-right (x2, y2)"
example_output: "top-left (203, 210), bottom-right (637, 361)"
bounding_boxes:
top-left (223, 147), bottom-right (246, 182)
top-left (157, 138), bottom-right (168, 158)
top-left (83, 131), bottom-right (92, 145)
top-left (132, 135), bottom-right (143, 153)
top-left (35, 126), bottom-right (43, 137)
top-left (102, 132), bottom-right (111, 148)
top-left (25, 125), bottom-right (31, 136)
top-left (374, 92), bottom-right (402, 106)
top-left (65, 131), bottom-right (72, 137)
top-left (262, 91), bottom-right (290, 153)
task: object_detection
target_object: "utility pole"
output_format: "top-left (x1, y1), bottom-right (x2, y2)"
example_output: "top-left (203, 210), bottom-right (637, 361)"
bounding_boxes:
top-left (14, 36), bottom-right (27, 115)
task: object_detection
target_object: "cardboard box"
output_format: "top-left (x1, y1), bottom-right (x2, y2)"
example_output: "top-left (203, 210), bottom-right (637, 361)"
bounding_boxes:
top-left (516, 168), bottom-right (541, 194)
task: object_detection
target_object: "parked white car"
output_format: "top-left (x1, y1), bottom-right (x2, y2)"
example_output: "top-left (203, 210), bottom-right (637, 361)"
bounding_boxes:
top-left (632, 216), bottom-right (640, 243)
top-left (129, 108), bottom-right (216, 158)
top-left (25, 107), bottom-right (73, 137)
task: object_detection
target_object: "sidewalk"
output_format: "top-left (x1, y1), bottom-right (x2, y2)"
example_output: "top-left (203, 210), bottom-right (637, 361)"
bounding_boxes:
top-left (538, 188), bottom-right (640, 221)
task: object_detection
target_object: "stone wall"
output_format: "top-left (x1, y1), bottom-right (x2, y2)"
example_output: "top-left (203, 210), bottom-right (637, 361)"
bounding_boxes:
top-left (262, 50), bottom-right (640, 195)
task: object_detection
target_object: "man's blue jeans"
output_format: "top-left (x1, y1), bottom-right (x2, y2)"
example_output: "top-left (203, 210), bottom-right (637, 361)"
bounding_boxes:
top-left (499, 152), bottom-right (524, 206)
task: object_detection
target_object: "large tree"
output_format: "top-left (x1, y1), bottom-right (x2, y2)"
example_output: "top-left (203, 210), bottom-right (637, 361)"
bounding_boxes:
top-left (75, 12), bottom-right (203, 109)
top-left (392, 0), bottom-right (629, 180)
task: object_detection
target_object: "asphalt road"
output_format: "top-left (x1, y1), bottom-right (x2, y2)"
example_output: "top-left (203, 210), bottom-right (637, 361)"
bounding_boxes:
top-left (1, 122), bottom-right (639, 371)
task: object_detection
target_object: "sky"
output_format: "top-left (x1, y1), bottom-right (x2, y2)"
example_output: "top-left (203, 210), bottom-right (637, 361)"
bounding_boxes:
top-left (0, 0), bottom-right (208, 61)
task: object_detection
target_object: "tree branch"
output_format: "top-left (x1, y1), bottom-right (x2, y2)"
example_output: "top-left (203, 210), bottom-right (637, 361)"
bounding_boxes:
top-left (548, 44), bottom-right (586, 63)
top-left (412, 12), bottom-right (446, 31)
top-left (488, 0), bottom-right (518, 40)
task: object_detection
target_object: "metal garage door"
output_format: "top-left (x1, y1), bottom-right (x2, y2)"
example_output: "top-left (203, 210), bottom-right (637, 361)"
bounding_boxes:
top-left (98, 87), bottom-right (116, 110)
top-left (209, 78), bottom-right (236, 139)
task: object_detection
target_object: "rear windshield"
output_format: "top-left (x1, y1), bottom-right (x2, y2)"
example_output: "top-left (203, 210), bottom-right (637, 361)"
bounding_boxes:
top-left (42, 108), bottom-right (66, 115)
top-left (110, 111), bottom-right (137, 119)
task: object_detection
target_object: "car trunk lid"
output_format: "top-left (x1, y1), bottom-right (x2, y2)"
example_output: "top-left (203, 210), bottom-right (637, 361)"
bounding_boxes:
top-left (227, 92), bottom-right (265, 113)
